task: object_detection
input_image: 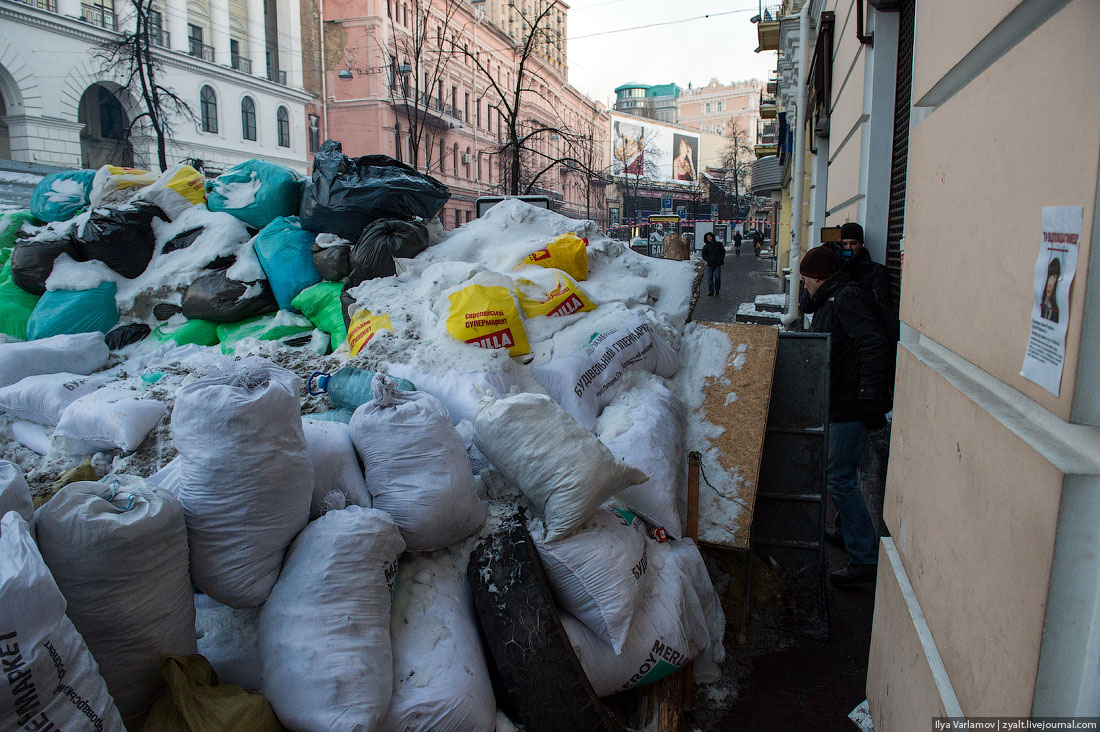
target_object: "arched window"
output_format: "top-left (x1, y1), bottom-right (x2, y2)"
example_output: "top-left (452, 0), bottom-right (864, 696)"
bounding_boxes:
top-left (241, 96), bottom-right (256, 140)
top-left (276, 106), bottom-right (290, 147)
top-left (200, 85), bottom-right (217, 133)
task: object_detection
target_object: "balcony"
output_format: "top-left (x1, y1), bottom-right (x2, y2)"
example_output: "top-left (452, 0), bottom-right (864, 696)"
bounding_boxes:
top-left (267, 67), bottom-right (287, 85)
top-left (755, 119), bottom-right (778, 157)
top-left (12, 0), bottom-right (57, 11)
top-left (759, 92), bottom-right (777, 119)
top-left (150, 28), bottom-right (170, 48)
top-left (231, 54), bottom-right (252, 74)
top-left (389, 86), bottom-right (463, 126)
top-left (81, 3), bottom-right (116, 30)
top-left (189, 40), bottom-right (214, 62)
top-left (754, 0), bottom-right (781, 51)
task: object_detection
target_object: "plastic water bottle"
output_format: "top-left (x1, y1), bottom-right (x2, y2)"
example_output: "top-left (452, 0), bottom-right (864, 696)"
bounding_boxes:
top-left (308, 368), bottom-right (416, 410)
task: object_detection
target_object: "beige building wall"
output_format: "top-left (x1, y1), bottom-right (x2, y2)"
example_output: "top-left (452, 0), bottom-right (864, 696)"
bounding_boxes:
top-left (677, 78), bottom-right (762, 140)
top-left (868, 0), bottom-right (1100, 726)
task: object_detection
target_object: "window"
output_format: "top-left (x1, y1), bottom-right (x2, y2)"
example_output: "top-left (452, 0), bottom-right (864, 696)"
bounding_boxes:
top-left (200, 85), bottom-right (217, 133)
top-left (276, 106), bottom-right (290, 147)
top-left (451, 85), bottom-right (457, 114)
top-left (439, 140), bottom-right (444, 171)
top-left (717, 101), bottom-right (723, 112)
top-left (387, 0), bottom-right (391, 17)
top-left (453, 143), bottom-right (458, 174)
top-left (148, 9), bottom-right (164, 44)
top-left (394, 122), bottom-right (401, 160)
top-left (454, 209), bottom-right (460, 228)
top-left (704, 102), bottom-right (711, 114)
top-left (464, 92), bottom-right (470, 122)
top-left (241, 96), bottom-right (256, 140)
top-left (464, 146), bottom-right (471, 178)
top-left (477, 153), bottom-right (482, 181)
top-left (402, 3), bottom-right (407, 26)
top-left (308, 113), bottom-right (320, 153)
top-left (476, 99), bottom-right (481, 128)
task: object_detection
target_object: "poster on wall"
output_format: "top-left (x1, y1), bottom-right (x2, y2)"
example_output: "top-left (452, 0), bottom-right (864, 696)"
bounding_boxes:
top-left (611, 114), bottom-right (700, 186)
top-left (1020, 205), bottom-right (1083, 396)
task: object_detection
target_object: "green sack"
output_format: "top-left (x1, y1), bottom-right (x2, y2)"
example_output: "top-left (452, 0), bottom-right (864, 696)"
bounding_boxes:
top-left (0, 261), bottom-right (41, 340)
top-left (217, 311), bottom-right (314, 354)
top-left (26, 281), bottom-right (118, 340)
top-left (0, 210), bottom-right (41, 250)
top-left (30, 169), bottom-right (96, 222)
top-left (153, 317), bottom-right (220, 346)
top-left (207, 159), bottom-right (304, 229)
top-left (291, 281), bottom-right (346, 350)
top-left (140, 654), bottom-right (285, 732)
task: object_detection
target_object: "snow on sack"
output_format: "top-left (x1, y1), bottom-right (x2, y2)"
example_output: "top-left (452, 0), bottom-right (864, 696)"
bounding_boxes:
top-left (562, 537), bottom-right (726, 697)
top-left (172, 356), bottom-right (313, 607)
top-left (349, 375), bottom-right (485, 551)
top-left (0, 512), bottom-right (126, 732)
top-left (260, 506), bottom-right (405, 732)
top-left (473, 391), bottom-right (647, 542)
top-left (530, 507), bottom-right (650, 654)
top-left (34, 476), bottom-right (197, 729)
top-left (533, 311), bottom-right (680, 429)
top-left (381, 549), bottom-right (496, 732)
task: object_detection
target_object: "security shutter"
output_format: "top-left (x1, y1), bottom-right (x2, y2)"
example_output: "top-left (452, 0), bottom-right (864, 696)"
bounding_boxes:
top-left (885, 0), bottom-right (915, 313)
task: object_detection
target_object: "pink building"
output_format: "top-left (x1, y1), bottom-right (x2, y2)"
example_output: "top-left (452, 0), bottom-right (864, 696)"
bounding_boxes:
top-left (678, 78), bottom-right (763, 141)
top-left (317, 0), bottom-right (608, 229)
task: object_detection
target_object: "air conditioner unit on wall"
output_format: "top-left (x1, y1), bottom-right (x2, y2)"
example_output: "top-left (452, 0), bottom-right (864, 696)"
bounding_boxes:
top-left (462, 154), bottom-right (472, 164)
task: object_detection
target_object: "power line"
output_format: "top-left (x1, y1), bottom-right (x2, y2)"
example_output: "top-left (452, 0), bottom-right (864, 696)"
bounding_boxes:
top-left (568, 8), bottom-right (754, 41)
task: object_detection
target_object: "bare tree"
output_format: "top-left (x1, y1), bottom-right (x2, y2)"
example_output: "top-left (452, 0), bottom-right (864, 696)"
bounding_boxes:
top-left (611, 120), bottom-right (661, 224)
top-left (96, 0), bottom-right (195, 172)
top-left (720, 126), bottom-right (755, 219)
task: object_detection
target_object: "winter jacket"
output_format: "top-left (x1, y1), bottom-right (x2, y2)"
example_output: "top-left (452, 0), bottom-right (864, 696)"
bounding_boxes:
top-left (806, 272), bottom-right (892, 422)
top-left (701, 240), bottom-right (726, 267)
top-left (840, 247), bottom-right (890, 304)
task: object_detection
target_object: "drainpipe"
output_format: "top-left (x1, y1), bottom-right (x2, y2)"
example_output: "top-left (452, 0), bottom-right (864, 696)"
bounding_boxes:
top-left (318, 0), bottom-right (328, 142)
top-left (782, 1), bottom-right (812, 328)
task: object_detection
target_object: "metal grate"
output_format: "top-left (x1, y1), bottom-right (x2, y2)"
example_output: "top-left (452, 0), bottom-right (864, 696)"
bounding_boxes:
top-left (884, 0), bottom-right (915, 314)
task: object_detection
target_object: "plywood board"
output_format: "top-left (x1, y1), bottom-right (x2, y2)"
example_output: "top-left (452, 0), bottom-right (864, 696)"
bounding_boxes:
top-left (692, 322), bottom-right (779, 549)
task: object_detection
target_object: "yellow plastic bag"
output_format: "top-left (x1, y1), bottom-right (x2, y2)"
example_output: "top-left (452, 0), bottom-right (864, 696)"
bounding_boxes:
top-left (135, 164), bottom-right (207, 219)
top-left (446, 283), bottom-right (530, 356)
top-left (347, 309), bottom-right (393, 357)
top-left (90, 165), bottom-right (158, 207)
top-left (519, 233), bottom-right (589, 281)
top-left (140, 654), bottom-right (285, 732)
top-left (516, 270), bottom-right (596, 318)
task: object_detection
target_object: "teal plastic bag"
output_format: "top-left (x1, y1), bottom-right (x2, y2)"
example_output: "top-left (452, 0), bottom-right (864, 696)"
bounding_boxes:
top-left (30, 169), bottom-right (96, 222)
top-left (216, 311), bottom-right (314, 354)
top-left (252, 216), bottom-right (322, 311)
top-left (0, 261), bottom-right (40, 340)
top-left (26, 281), bottom-right (119, 340)
top-left (0, 210), bottom-right (41, 250)
top-left (207, 159), bottom-right (304, 229)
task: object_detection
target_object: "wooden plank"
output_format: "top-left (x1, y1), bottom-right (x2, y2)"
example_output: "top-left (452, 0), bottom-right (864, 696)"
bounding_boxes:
top-left (691, 322), bottom-right (779, 549)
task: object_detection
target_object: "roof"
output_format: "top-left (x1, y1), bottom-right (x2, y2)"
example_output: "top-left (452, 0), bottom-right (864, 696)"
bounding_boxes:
top-left (614, 81), bottom-right (652, 93)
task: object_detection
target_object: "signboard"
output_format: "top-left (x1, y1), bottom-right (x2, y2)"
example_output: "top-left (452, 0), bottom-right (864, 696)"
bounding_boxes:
top-left (647, 214), bottom-right (680, 223)
top-left (611, 114), bottom-right (701, 186)
top-left (609, 207), bottom-right (619, 226)
top-left (711, 204), bottom-right (718, 218)
top-left (677, 207), bottom-right (688, 219)
top-left (661, 196), bottom-right (673, 212)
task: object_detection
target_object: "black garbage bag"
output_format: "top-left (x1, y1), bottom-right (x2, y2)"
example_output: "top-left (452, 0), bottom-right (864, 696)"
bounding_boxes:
top-left (105, 323), bottom-right (152, 350)
top-left (181, 269), bottom-right (279, 323)
top-left (312, 240), bottom-right (352, 281)
top-left (162, 227), bottom-right (203, 254)
top-left (73, 202), bottom-right (168, 278)
top-left (299, 140), bottom-right (450, 241)
top-left (11, 228), bottom-right (79, 295)
top-left (203, 254), bottom-right (237, 271)
top-left (349, 218), bottom-right (429, 282)
top-left (339, 277), bottom-right (360, 329)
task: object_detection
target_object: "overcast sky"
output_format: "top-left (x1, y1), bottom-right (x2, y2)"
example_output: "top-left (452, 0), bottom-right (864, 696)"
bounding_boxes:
top-left (564, 1), bottom-right (778, 107)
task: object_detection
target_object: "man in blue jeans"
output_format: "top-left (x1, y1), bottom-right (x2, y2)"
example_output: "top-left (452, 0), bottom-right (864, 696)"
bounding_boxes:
top-left (799, 246), bottom-right (892, 588)
top-left (701, 232), bottom-right (725, 296)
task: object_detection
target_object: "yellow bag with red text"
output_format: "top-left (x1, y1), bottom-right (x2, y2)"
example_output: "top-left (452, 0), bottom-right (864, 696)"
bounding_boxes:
top-left (89, 165), bottom-right (158, 207)
top-left (519, 233), bottom-right (589, 281)
top-left (347, 309), bottom-right (393, 357)
top-left (516, 270), bottom-right (596, 319)
top-left (134, 163), bottom-right (207, 219)
top-left (445, 283), bottom-right (530, 356)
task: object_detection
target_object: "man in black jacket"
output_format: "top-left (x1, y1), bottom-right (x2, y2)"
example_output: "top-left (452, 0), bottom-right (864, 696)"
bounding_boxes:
top-left (838, 222), bottom-right (889, 304)
top-left (800, 246), bottom-right (892, 588)
top-left (701, 232), bottom-right (725, 296)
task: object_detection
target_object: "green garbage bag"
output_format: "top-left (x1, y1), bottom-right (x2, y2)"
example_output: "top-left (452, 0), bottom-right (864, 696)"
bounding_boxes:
top-left (216, 311), bottom-right (314, 354)
top-left (140, 654), bottom-right (285, 732)
top-left (30, 169), bottom-right (96, 222)
top-left (291, 281), bottom-right (346, 350)
top-left (207, 159), bottom-right (304, 229)
top-left (0, 210), bottom-right (41, 250)
top-left (153, 317), bottom-right (220, 346)
top-left (0, 261), bottom-right (40, 340)
top-left (252, 217), bottom-right (322, 311)
top-left (26, 281), bottom-right (119, 340)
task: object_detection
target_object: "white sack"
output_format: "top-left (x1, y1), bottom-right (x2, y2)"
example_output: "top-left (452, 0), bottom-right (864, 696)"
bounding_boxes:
top-left (350, 376), bottom-right (484, 551)
top-left (562, 537), bottom-right (725, 697)
top-left (147, 455), bottom-right (182, 496)
top-left (532, 312), bottom-right (680, 429)
top-left (0, 372), bottom-right (112, 426)
top-left (11, 420), bottom-right (51, 455)
top-left (0, 511), bottom-right (126, 732)
top-left (381, 549), bottom-right (496, 732)
top-left (195, 593), bottom-right (261, 691)
top-left (52, 384), bottom-right (166, 453)
top-left (173, 356), bottom-right (313, 607)
top-left (301, 417), bottom-right (371, 519)
top-left (597, 373), bottom-right (686, 538)
top-left (33, 476), bottom-right (196, 729)
top-left (0, 460), bottom-right (33, 536)
top-left (473, 392), bottom-right (646, 542)
top-left (531, 507), bottom-right (649, 654)
top-left (260, 506), bottom-right (405, 732)
top-left (381, 360), bottom-right (522, 425)
top-left (0, 332), bottom-right (109, 389)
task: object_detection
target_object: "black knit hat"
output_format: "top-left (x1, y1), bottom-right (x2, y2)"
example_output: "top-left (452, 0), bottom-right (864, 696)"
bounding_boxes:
top-left (800, 246), bottom-right (840, 280)
top-left (840, 222), bottom-right (864, 242)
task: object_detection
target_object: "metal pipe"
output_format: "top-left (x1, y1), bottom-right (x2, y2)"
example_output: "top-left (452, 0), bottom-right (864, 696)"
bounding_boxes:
top-left (318, 0), bottom-right (328, 142)
top-left (782, 1), bottom-right (812, 327)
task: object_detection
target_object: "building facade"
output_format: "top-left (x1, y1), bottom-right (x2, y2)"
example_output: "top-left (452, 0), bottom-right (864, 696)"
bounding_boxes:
top-left (677, 77), bottom-right (762, 139)
top-left (0, 0), bottom-right (312, 173)
top-left (466, 0), bottom-right (566, 76)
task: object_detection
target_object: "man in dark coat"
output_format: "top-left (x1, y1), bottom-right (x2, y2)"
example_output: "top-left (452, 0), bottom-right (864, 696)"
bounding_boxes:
top-left (733, 230), bottom-right (743, 256)
top-left (800, 245), bottom-right (892, 588)
top-left (838, 222), bottom-right (889, 304)
top-left (701, 232), bottom-right (725, 296)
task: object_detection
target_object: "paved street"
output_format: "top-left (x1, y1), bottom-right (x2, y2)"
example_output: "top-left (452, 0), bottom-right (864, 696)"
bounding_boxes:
top-left (691, 247), bottom-right (785, 323)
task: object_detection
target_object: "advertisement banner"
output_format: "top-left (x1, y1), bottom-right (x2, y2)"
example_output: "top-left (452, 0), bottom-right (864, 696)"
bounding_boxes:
top-left (611, 114), bottom-right (700, 186)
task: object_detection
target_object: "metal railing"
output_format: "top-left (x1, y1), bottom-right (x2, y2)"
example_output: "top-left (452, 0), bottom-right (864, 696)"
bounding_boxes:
top-left (267, 67), bottom-right (287, 84)
top-left (189, 39), bottom-right (214, 61)
top-left (231, 54), bottom-right (251, 73)
top-left (12, 0), bottom-right (57, 12)
top-left (388, 86), bottom-right (463, 122)
top-left (150, 28), bottom-right (170, 47)
top-left (758, 0), bottom-right (782, 22)
top-left (81, 3), bottom-right (116, 29)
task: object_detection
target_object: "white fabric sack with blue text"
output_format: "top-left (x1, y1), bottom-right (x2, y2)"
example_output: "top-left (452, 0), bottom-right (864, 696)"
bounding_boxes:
top-left (0, 332), bottom-right (109, 390)
top-left (0, 372), bottom-right (113, 426)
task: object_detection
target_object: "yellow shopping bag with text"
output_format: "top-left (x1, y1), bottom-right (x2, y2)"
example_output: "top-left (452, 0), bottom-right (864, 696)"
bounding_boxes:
top-left (347, 309), bottom-right (393, 357)
top-left (519, 233), bottom-right (588, 281)
top-left (516, 270), bottom-right (596, 318)
top-left (445, 283), bottom-right (530, 356)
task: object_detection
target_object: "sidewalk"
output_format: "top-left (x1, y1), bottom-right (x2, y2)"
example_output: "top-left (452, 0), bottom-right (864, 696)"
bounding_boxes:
top-left (691, 249), bottom-right (784, 324)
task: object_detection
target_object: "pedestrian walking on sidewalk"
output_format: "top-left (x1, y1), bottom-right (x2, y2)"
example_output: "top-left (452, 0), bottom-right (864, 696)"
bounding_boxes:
top-left (733, 230), bottom-right (743, 257)
top-left (799, 246), bottom-right (892, 589)
top-left (701, 232), bottom-right (726, 296)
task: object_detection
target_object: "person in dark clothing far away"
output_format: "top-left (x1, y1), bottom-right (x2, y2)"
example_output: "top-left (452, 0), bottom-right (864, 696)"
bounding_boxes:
top-left (800, 246), bottom-right (892, 589)
top-left (752, 230), bottom-right (763, 255)
top-left (837, 222), bottom-right (889, 304)
top-left (701, 232), bottom-right (725, 296)
top-left (733, 229), bottom-right (743, 257)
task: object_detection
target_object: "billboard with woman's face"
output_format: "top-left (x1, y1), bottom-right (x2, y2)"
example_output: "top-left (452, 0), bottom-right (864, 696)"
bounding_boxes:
top-left (611, 114), bottom-right (700, 186)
